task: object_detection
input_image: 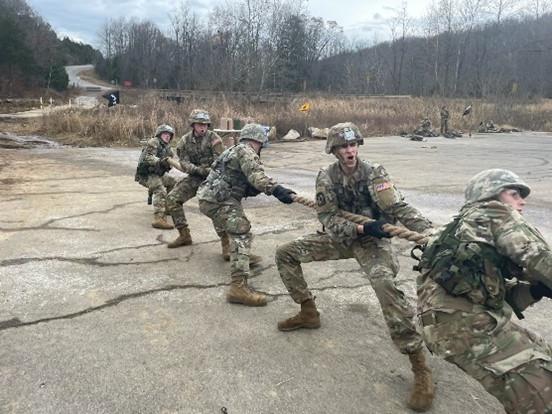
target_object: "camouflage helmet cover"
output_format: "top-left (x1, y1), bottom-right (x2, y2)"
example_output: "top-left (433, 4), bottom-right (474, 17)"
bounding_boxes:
top-left (189, 109), bottom-right (211, 126)
top-left (239, 123), bottom-right (267, 144)
top-left (464, 168), bottom-right (531, 203)
top-left (155, 124), bottom-right (175, 138)
top-left (325, 122), bottom-right (364, 154)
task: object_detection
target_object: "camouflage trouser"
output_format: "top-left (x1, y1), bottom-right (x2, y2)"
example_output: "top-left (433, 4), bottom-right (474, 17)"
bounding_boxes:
top-left (420, 308), bottom-right (552, 414)
top-left (138, 174), bottom-right (177, 216)
top-left (440, 119), bottom-right (448, 134)
top-left (166, 175), bottom-right (204, 229)
top-left (199, 200), bottom-right (252, 280)
top-left (275, 232), bottom-right (423, 354)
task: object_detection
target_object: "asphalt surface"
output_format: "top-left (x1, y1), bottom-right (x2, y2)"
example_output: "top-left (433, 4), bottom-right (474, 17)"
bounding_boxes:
top-left (1, 132), bottom-right (552, 413)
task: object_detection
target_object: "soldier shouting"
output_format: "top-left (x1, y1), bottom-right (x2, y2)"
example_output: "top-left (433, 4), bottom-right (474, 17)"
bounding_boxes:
top-left (275, 122), bottom-right (435, 412)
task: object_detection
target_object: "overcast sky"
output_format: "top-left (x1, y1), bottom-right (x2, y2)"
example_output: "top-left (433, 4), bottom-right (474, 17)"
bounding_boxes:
top-left (26, 0), bottom-right (432, 49)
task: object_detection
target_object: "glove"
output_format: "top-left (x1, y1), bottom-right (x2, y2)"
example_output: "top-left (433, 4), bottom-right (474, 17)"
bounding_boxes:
top-left (362, 220), bottom-right (392, 239)
top-left (196, 166), bottom-right (210, 176)
top-left (154, 157), bottom-right (171, 175)
top-left (530, 282), bottom-right (552, 300)
top-left (272, 185), bottom-right (296, 204)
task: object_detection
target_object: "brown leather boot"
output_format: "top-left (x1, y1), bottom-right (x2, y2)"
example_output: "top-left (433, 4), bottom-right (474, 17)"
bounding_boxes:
top-left (167, 227), bottom-right (192, 248)
top-left (226, 278), bottom-right (267, 306)
top-left (407, 350), bottom-right (434, 412)
top-left (152, 214), bottom-right (174, 229)
top-left (249, 254), bottom-right (263, 268)
top-left (220, 233), bottom-right (230, 261)
top-left (277, 299), bottom-right (321, 331)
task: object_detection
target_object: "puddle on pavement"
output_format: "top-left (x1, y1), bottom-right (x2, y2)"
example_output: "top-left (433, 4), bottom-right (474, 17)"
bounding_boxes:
top-left (0, 132), bottom-right (61, 149)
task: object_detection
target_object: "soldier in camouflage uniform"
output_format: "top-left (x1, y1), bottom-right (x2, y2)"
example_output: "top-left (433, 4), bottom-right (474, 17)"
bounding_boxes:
top-left (275, 122), bottom-right (435, 412)
top-left (197, 123), bottom-right (295, 306)
top-left (135, 124), bottom-right (178, 229)
top-left (417, 169), bottom-right (552, 414)
top-left (440, 105), bottom-right (449, 135)
top-left (166, 109), bottom-right (225, 248)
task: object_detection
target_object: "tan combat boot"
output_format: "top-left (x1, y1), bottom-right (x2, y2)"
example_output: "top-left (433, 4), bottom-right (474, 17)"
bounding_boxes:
top-left (152, 214), bottom-right (174, 229)
top-left (407, 350), bottom-right (435, 412)
top-left (277, 299), bottom-right (321, 331)
top-left (167, 227), bottom-right (193, 248)
top-left (226, 278), bottom-right (267, 306)
top-left (249, 254), bottom-right (263, 268)
top-left (220, 233), bottom-right (230, 261)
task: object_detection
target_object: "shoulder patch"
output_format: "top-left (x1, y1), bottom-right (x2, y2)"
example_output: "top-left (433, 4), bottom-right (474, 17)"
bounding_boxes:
top-left (375, 182), bottom-right (392, 192)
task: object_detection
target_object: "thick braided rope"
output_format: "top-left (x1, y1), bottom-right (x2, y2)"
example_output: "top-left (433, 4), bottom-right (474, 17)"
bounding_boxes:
top-left (292, 195), bottom-right (429, 245)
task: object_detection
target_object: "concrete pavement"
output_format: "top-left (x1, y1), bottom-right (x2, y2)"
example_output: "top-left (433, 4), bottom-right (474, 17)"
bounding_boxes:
top-left (1, 132), bottom-right (552, 413)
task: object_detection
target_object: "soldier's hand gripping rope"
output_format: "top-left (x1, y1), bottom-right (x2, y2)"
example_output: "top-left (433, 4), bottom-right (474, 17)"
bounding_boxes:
top-left (291, 194), bottom-right (430, 245)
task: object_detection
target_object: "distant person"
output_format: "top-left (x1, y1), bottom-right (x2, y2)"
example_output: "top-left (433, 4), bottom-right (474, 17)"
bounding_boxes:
top-left (197, 124), bottom-right (296, 306)
top-left (440, 105), bottom-right (449, 135)
top-left (417, 169), bottom-right (552, 414)
top-left (166, 109), bottom-right (225, 248)
top-left (135, 124), bottom-right (177, 229)
top-left (275, 122), bottom-right (435, 412)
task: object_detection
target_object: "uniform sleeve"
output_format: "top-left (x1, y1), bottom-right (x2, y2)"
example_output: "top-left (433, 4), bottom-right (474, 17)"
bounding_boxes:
top-left (316, 169), bottom-right (358, 243)
top-left (176, 137), bottom-right (198, 173)
top-left (490, 202), bottom-right (552, 290)
top-left (237, 147), bottom-right (275, 193)
top-left (371, 165), bottom-right (432, 233)
top-left (210, 132), bottom-right (225, 159)
top-left (143, 138), bottom-right (160, 166)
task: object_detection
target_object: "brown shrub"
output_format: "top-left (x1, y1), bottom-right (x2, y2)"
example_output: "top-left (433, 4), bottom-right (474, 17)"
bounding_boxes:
top-left (39, 94), bottom-right (552, 147)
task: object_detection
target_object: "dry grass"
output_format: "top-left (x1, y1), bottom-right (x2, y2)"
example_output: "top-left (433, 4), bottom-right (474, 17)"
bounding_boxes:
top-left (35, 94), bottom-right (552, 147)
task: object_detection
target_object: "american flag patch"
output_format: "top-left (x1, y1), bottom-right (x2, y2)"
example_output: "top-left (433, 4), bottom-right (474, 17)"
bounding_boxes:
top-left (375, 182), bottom-right (392, 192)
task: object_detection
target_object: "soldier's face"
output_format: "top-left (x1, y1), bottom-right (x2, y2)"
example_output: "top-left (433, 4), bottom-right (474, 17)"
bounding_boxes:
top-left (193, 123), bottom-right (208, 137)
top-left (499, 188), bottom-right (526, 213)
top-left (160, 132), bottom-right (172, 143)
top-left (335, 141), bottom-right (358, 168)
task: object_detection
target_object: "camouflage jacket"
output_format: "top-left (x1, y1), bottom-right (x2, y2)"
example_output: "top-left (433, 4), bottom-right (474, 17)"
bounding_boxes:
top-left (418, 200), bottom-right (552, 315)
top-left (176, 130), bottom-right (224, 177)
top-left (440, 108), bottom-right (449, 120)
top-left (197, 143), bottom-right (276, 205)
top-left (136, 137), bottom-right (175, 177)
top-left (316, 160), bottom-right (432, 246)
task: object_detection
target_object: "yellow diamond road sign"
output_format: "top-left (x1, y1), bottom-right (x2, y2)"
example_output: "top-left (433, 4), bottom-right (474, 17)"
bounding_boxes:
top-left (299, 103), bottom-right (311, 112)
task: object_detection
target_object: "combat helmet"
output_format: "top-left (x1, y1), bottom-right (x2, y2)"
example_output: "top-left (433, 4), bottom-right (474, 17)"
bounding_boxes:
top-left (189, 109), bottom-right (211, 126)
top-left (239, 123), bottom-right (267, 144)
top-left (464, 169), bottom-right (530, 203)
top-left (155, 124), bottom-right (175, 138)
top-left (325, 122), bottom-right (364, 154)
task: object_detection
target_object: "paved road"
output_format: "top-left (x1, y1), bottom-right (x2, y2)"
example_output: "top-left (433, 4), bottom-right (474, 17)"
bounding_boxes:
top-left (0, 66), bottom-right (107, 120)
top-left (1, 132), bottom-right (551, 413)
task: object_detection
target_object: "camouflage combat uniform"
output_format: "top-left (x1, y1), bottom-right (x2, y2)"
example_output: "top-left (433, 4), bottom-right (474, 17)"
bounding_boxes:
top-left (197, 123), bottom-right (295, 306)
top-left (276, 159), bottom-right (432, 353)
top-left (166, 129), bottom-right (224, 230)
top-left (198, 143), bottom-right (275, 279)
top-left (135, 135), bottom-right (178, 217)
top-left (417, 169), bottom-right (552, 414)
top-left (440, 106), bottom-right (449, 135)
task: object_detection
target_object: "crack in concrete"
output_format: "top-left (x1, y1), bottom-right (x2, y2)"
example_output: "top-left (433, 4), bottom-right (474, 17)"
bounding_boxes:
top-left (94, 242), bottom-right (165, 255)
top-left (0, 225), bottom-right (98, 232)
top-left (0, 200), bottom-right (142, 232)
top-left (0, 282), bottom-right (371, 331)
top-left (0, 256), bottom-right (178, 268)
top-left (13, 175), bottom-right (117, 183)
top-left (7, 190), bottom-right (138, 197)
top-left (0, 198), bottom-right (23, 203)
